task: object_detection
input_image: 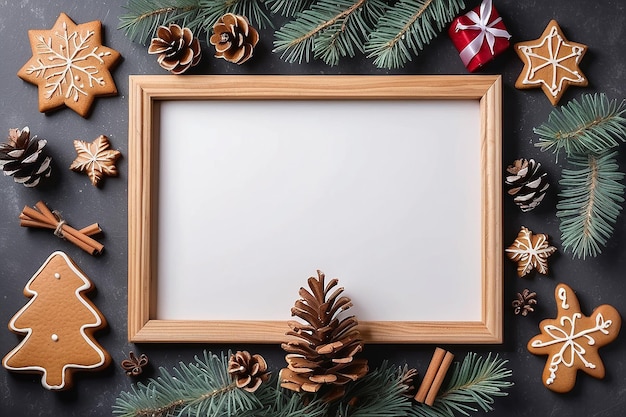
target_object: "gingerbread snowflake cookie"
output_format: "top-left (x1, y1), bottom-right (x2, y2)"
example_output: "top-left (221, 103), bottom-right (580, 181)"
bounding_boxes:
top-left (2, 251), bottom-right (111, 390)
top-left (514, 20), bottom-right (587, 105)
top-left (506, 226), bottom-right (556, 278)
top-left (70, 135), bottom-right (121, 187)
top-left (528, 283), bottom-right (621, 393)
top-left (18, 13), bottom-right (121, 117)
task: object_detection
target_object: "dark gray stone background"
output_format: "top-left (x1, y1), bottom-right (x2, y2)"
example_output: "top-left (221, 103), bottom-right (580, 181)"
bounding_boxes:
top-left (1, 0), bottom-right (625, 415)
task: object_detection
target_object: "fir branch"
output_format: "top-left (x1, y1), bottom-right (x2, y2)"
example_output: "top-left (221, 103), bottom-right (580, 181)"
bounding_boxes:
top-left (119, 0), bottom-right (272, 45)
top-left (113, 351), bottom-right (261, 417)
top-left (534, 93), bottom-right (626, 158)
top-left (336, 362), bottom-right (415, 416)
top-left (408, 353), bottom-right (513, 417)
top-left (365, 0), bottom-right (465, 69)
top-left (266, 0), bottom-right (316, 16)
top-left (273, 0), bottom-right (387, 66)
top-left (557, 151), bottom-right (625, 259)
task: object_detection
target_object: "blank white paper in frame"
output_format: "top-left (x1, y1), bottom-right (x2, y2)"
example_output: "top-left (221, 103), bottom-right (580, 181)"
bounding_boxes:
top-left (128, 74), bottom-right (503, 344)
top-left (157, 99), bottom-right (481, 321)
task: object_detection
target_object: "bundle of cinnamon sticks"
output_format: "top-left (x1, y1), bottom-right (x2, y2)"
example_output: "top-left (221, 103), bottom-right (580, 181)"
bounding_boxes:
top-left (19, 201), bottom-right (104, 255)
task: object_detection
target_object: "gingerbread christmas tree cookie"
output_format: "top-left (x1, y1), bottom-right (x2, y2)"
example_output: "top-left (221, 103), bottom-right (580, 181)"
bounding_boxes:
top-left (2, 251), bottom-right (111, 390)
top-left (18, 13), bottom-right (121, 117)
top-left (514, 20), bottom-right (587, 105)
top-left (528, 283), bottom-right (621, 393)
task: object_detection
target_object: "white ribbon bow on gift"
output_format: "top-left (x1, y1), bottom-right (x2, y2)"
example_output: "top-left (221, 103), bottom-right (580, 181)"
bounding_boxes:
top-left (455, 0), bottom-right (511, 66)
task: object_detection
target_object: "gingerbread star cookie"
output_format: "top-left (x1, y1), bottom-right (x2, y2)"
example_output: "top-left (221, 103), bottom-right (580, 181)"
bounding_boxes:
top-left (18, 13), bottom-right (121, 117)
top-left (70, 135), bottom-right (121, 187)
top-left (528, 283), bottom-right (621, 393)
top-left (515, 20), bottom-right (587, 105)
top-left (506, 226), bottom-right (557, 278)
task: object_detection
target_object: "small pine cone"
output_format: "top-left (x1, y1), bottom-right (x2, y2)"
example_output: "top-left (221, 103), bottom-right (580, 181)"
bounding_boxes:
top-left (512, 288), bottom-right (537, 316)
top-left (505, 158), bottom-right (549, 212)
top-left (228, 351), bottom-right (270, 393)
top-left (210, 13), bottom-right (259, 64)
top-left (148, 24), bottom-right (201, 74)
top-left (0, 127), bottom-right (51, 187)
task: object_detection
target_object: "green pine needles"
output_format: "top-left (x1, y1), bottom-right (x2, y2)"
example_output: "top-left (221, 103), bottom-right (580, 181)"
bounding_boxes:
top-left (119, 0), bottom-right (273, 45)
top-left (365, 0), bottom-right (465, 69)
top-left (534, 93), bottom-right (626, 258)
top-left (119, 0), bottom-right (466, 68)
top-left (273, 0), bottom-right (387, 66)
top-left (114, 351), bottom-right (512, 417)
top-left (409, 353), bottom-right (513, 417)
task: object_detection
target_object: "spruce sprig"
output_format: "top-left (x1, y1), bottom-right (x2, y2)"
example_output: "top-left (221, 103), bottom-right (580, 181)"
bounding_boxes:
top-left (113, 351), bottom-right (261, 417)
top-left (336, 362), bottom-right (415, 416)
top-left (265, 0), bottom-right (316, 16)
top-left (409, 353), bottom-right (513, 417)
top-left (364, 0), bottom-right (466, 69)
top-left (119, 0), bottom-right (272, 45)
top-left (557, 151), bottom-right (625, 259)
top-left (534, 93), bottom-right (626, 158)
top-left (273, 0), bottom-right (387, 66)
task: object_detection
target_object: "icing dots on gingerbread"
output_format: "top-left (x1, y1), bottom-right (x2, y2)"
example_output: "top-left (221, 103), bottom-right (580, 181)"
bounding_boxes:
top-left (527, 283), bottom-right (621, 393)
top-left (2, 251), bottom-right (111, 390)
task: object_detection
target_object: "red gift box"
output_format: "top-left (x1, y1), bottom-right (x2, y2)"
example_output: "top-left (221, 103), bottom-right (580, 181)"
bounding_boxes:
top-left (449, 0), bottom-right (511, 72)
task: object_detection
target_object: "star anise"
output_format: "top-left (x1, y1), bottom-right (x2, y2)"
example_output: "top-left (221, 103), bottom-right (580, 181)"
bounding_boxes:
top-left (512, 289), bottom-right (537, 316)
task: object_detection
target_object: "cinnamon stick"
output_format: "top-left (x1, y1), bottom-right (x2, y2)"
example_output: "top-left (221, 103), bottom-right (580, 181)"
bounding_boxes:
top-left (19, 201), bottom-right (104, 255)
top-left (425, 350), bottom-right (454, 406)
top-left (414, 347), bottom-right (446, 403)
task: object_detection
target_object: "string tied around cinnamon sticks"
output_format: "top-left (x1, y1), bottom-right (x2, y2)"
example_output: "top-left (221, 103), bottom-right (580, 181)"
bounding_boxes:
top-left (19, 201), bottom-right (104, 255)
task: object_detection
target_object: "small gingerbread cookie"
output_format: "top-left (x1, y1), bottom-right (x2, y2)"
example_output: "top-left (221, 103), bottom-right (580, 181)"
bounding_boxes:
top-left (528, 283), bottom-right (621, 393)
top-left (506, 226), bottom-right (556, 278)
top-left (17, 13), bottom-right (121, 117)
top-left (514, 20), bottom-right (587, 105)
top-left (70, 134), bottom-right (121, 187)
top-left (2, 251), bottom-right (111, 390)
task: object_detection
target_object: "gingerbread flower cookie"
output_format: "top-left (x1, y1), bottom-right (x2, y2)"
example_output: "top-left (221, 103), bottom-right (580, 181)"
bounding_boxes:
top-left (514, 20), bottom-right (587, 105)
top-left (528, 283), bottom-right (621, 393)
top-left (18, 13), bottom-right (121, 117)
top-left (2, 251), bottom-right (111, 390)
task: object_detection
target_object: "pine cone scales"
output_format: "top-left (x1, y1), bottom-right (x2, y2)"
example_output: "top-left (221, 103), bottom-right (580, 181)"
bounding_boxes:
top-left (148, 24), bottom-right (201, 74)
top-left (505, 158), bottom-right (549, 212)
top-left (280, 271), bottom-right (368, 402)
top-left (0, 127), bottom-right (51, 187)
top-left (228, 351), bottom-right (269, 393)
top-left (210, 13), bottom-right (259, 64)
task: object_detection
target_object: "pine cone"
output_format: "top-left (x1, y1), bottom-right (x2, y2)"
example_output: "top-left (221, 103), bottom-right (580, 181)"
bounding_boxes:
top-left (148, 24), bottom-right (201, 74)
top-left (279, 270), bottom-right (368, 403)
top-left (210, 13), bottom-right (259, 64)
top-left (512, 288), bottom-right (537, 316)
top-left (227, 351), bottom-right (270, 393)
top-left (505, 158), bottom-right (549, 212)
top-left (0, 127), bottom-right (51, 187)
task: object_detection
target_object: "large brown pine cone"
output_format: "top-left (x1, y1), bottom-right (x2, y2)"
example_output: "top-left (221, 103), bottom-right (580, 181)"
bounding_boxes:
top-left (148, 24), bottom-right (201, 74)
top-left (0, 127), bottom-right (51, 187)
top-left (279, 271), bottom-right (368, 403)
top-left (210, 13), bottom-right (259, 64)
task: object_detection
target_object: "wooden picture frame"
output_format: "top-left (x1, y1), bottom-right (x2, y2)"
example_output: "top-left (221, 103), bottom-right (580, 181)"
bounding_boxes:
top-left (128, 75), bottom-right (502, 344)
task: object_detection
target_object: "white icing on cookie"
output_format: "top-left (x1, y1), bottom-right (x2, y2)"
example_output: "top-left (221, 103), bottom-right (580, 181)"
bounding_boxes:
top-left (517, 25), bottom-right (585, 97)
top-left (2, 251), bottom-right (107, 390)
